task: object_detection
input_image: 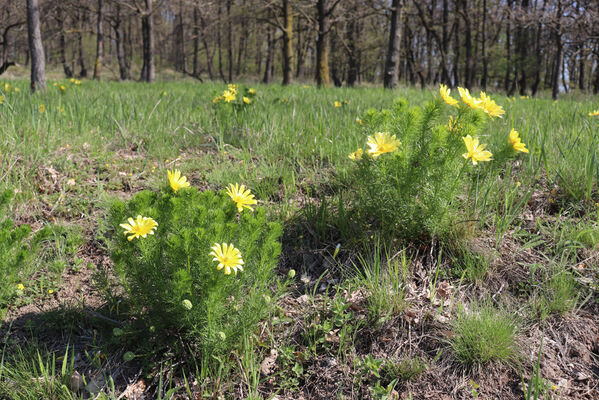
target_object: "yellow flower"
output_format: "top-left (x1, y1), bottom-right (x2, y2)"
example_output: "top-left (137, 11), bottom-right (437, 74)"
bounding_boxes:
top-left (120, 215), bottom-right (158, 241)
top-left (60, 85), bottom-right (66, 91)
top-left (213, 96), bottom-right (223, 103)
top-left (17, 283), bottom-right (24, 291)
top-left (168, 169), bottom-right (190, 192)
top-left (356, 117), bottom-right (363, 125)
top-left (223, 90), bottom-right (236, 103)
top-left (439, 84), bottom-right (459, 107)
top-left (226, 183), bottom-right (258, 212)
top-left (70, 78), bottom-right (76, 83)
top-left (13, 87), bottom-right (19, 93)
top-left (334, 101), bottom-right (342, 108)
top-left (39, 104), bottom-right (45, 113)
top-left (348, 148), bottom-right (363, 161)
top-left (74, 80), bottom-right (81, 85)
top-left (478, 92), bottom-right (505, 118)
top-left (210, 243), bottom-right (244, 275)
top-left (48, 289), bottom-right (54, 294)
top-left (462, 135), bottom-right (492, 165)
top-left (589, 110), bottom-right (599, 117)
top-left (248, 88), bottom-right (256, 95)
top-left (4, 83), bottom-right (10, 92)
top-left (366, 132), bottom-right (400, 158)
top-left (0, 96), bottom-right (3, 105)
top-left (227, 84), bottom-right (238, 95)
top-left (458, 87), bottom-right (482, 110)
top-left (243, 96), bottom-right (251, 104)
top-left (53, 82), bottom-right (58, 87)
top-left (509, 129), bottom-right (529, 153)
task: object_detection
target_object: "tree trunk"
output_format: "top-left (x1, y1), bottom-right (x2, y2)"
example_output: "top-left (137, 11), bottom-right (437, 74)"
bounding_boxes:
top-left (315, 0), bottom-right (330, 87)
top-left (295, 15), bottom-right (303, 78)
top-left (174, 0), bottom-right (185, 72)
top-left (93, 0), bottom-right (104, 80)
top-left (481, 0), bottom-right (487, 89)
top-left (226, 0), bottom-right (233, 82)
top-left (217, 2), bottom-right (225, 82)
top-left (263, 24), bottom-right (274, 83)
top-left (57, 7), bottom-right (73, 78)
top-left (78, 10), bottom-right (88, 77)
top-left (460, 0), bottom-right (473, 89)
top-left (114, 4), bottom-right (128, 80)
top-left (140, 0), bottom-right (155, 82)
top-left (531, 0), bottom-right (545, 96)
top-left (504, 0), bottom-right (512, 93)
top-left (516, 0), bottom-right (529, 95)
top-left (346, 7), bottom-right (359, 87)
top-left (551, 0), bottom-right (562, 99)
top-left (282, 0), bottom-right (293, 85)
top-left (453, 17), bottom-right (460, 86)
top-left (578, 49), bottom-right (585, 91)
top-left (441, 0), bottom-right (450, 84)
top-left (193, 5), bottom-right (199, 77)
top-left (384, 0), bottom-right (403, 89)
top-left (26, 0), bottom-right (46, 92)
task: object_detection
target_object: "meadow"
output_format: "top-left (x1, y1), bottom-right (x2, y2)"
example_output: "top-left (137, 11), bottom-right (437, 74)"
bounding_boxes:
top-left (0, 77), bottom-right (598, 399)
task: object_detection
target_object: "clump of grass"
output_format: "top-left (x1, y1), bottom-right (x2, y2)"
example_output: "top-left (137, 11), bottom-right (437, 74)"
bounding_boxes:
top-left (448, 243), bottom-right (490, 283)
top-left (381, 356), bottom-right (428, 384)
top-left (530, 268), bottom-right (578, 320)
top-left (356, 246), bottom-right (409, 324)
top-left (449, 303), bottom-right (519, 367)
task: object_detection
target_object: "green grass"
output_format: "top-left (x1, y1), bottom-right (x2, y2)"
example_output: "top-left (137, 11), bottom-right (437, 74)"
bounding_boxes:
top-left (0, 77), bottom-right (597, 398)
top-left (449, 303), bottom-right (519, 367)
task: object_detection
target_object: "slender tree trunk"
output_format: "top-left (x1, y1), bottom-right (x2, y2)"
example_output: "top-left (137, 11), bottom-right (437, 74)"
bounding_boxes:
top-left (295, 15), bottom-right (303, 78)
top-left (481, 0), bottom-right (488, 89)
top-left (282, 0), bottom-right (293, 85)
top-left (193, 5), bottom-right (199, 77)
top-left (140, 0), bottom-right (155, 82)
top-left (516, 0), bottom-right (529, 94)
top-left (93, 0), bottom-right (104, 80)
top-left (78, 10), bottom-right (88, 77)
top-left (346, 7), bottom-right (359, 87)
top-left (593, 44), bottom-right (599, 94)
top-left (551, 0), bottom-right (562, 99)
top-left (504, 0), bottom-right (512, 92)
top-left (441, 0), bottom-right (450, 84)
top-left (315, 0), bottom-right (330, 87)
top-left (383, 0), bottom-right (403, 88)
top-left (531, 0), bottom-right (545, 95)
top-left (26, 0), bottom-right (46, 92)
top-left (217, 3), bottom-right (225, 82)
top-left (57, 7), bottom-right (73, 78)
top-left (453, 17), bottom-right (460, 86)
top-left (263, 24), bottom-right (274, 83)
top-left (198, 13), bottom-right (214, 80)
top-left (236, 0), bottom-right (248, 76)
top-left (460, 0), bottom-right (473, 88)
top-left (174, 0), bottom-right (185, 72)
top-left (578, 49), bottom-right (585, 91)
top-left (114, 4), bottom-right (128, 80)
top-left (226, 0), bottom-right (233, 82)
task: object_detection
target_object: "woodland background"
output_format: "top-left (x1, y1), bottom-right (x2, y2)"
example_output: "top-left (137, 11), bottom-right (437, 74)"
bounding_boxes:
top-left (3, 1), bottom-right (599, 96)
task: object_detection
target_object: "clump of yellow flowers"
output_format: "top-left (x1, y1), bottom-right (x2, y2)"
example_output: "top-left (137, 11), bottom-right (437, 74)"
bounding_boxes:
top-left (213, 84), bottom-right (256, 107)
top-left (120, 171), bottom-right (262, 278)
top-left (443, 84), bottom-right (504, 118)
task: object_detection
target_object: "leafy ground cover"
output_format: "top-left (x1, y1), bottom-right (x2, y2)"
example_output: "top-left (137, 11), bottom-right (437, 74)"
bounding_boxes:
top-left (0, 77), bottom-right (598, 399)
